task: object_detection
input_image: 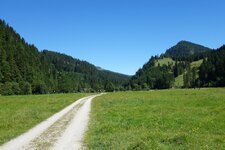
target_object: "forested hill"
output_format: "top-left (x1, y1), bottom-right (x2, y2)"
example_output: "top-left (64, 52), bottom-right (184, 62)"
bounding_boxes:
top-left (0, 20), bottom-right (129, 95)
top-left (164, 41), bottom-right (212, 59)
top-left (129, 41), bottom-right (225, 90)
top-left (40, 50), bottom-right (129, 93)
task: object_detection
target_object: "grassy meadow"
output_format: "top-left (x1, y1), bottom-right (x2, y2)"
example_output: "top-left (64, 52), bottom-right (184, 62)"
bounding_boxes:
top-left (155, 57), bottom-right (175, 66)
top-left (0, 93), bottom-right (91, 145)
top-left (85, 88), bottom-right (225, 149)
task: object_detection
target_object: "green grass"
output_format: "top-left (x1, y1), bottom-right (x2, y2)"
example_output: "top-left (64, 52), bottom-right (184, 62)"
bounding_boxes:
top-left (174, 74), bottom-right (184, 88)
top-left (191, 59), bottom-right (203, 68)
top-left (85, 89), bottom-right (225, 149)
top-left (0, 93), bottom-right (91, 145)
top-left (155, 58), bottom-right (175, 66)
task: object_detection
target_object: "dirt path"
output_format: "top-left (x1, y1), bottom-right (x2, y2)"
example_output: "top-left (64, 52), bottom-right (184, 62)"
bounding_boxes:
top-left (0, 94), bottom-right (103, 150)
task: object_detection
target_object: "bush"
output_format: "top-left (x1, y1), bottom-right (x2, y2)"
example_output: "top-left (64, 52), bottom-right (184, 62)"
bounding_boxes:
top-left (32, 82), bottom-right (47, 94)
top-left (1, 82), bottom-right (13, 95)
top-left (19, 81), bottom-right (32, 95)
top-left (0, 83), bottom-right (3, 95)
top-left (105, 82), bottom-right (115, 92)
top-left (11, 82), bottom-right (20, 95)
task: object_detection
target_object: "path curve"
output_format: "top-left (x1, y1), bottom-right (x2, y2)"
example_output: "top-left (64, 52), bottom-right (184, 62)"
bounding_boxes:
top-left (0, 94), bottom-right (103, 150)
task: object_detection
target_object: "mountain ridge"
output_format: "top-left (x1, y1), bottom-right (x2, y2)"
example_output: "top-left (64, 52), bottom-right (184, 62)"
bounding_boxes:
top-left (164, 40), bottom-right (212, 59)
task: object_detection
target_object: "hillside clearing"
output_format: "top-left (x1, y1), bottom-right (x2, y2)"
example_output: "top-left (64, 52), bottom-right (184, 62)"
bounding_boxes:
top-left (174, 59), bottom-right (203, 87)
top-left (190, 59), bottom-right (203, 68)
top-left (155, 57), bottom-right (175, 66)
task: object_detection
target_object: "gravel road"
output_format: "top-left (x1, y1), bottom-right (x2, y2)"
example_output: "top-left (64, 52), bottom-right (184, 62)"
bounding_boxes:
top-left (0, 94), bottom-right (103, 150)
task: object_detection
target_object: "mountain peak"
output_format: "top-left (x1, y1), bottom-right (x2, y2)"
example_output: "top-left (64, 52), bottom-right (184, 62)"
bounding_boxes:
top-left (177, 40), bottom-right (193, 45)
top-left (165, 41), bottom-right (212, 58)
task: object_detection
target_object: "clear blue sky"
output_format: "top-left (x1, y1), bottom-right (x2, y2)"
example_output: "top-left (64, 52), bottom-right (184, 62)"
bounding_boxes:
top-left (1, 0), bottom-right (225, 75)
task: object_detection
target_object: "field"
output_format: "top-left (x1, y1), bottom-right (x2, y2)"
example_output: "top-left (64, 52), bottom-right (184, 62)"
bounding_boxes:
top-left (0, 93), bottom-right (91, 145)
top-left (85, 89), bottom-right (225, 149)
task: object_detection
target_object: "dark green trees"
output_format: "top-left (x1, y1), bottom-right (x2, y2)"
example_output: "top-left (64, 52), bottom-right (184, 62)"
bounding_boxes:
top-left (0, 20), bottom-right (46, 95)
top-left (130, 56), bottom-right (175, 90)
top-left (199, 45), bottom-right (225, 87)
top-left (0, 19), bottom-right (129, 95)
top-left (40, 50), bottom-right (129, 93)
